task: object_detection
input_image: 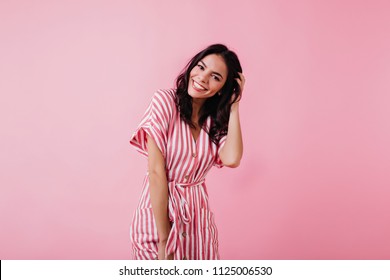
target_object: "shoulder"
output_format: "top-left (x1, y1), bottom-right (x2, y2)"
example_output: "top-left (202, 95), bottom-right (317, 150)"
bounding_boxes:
top-left (152, 89), bottom-right (176, 106)
top-left (151, 89), bottom-right (177, 117)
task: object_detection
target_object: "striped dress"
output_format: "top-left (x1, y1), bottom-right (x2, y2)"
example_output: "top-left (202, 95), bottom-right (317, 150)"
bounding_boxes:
top-left (129, 89), bottom-right (226, 260)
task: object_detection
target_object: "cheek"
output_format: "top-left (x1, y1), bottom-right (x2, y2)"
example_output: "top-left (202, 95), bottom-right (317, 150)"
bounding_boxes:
top-left (210, 81), bottom-right (224, 92)
top-left (189, 68), bottom-right (198, 77)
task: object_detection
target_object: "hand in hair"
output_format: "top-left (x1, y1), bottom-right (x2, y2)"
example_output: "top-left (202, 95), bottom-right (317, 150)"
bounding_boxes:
top-left (232, 72), bottom-right (245, 104)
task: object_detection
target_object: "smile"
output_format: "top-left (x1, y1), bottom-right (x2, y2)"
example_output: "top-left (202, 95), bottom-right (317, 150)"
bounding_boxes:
top-left (192, 80), bottom-right (207, 91)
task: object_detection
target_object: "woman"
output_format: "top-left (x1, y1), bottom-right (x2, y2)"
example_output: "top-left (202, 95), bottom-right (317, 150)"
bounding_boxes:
top-left (129, 44), bottom-right (244, 260)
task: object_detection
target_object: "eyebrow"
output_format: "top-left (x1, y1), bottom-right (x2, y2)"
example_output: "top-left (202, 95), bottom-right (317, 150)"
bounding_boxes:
top-left (199, 60), bottom-right (224, 79)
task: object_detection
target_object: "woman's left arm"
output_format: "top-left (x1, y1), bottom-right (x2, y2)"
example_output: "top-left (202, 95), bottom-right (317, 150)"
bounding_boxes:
top-left (219, 73), bottom-right (245, 168)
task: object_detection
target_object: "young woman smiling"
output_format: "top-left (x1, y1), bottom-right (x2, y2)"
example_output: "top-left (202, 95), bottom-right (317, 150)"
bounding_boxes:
top-left (130, 44), bottom-right (244, 260)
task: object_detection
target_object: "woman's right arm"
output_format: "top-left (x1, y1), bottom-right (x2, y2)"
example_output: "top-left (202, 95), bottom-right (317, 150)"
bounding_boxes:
top-left (146, 134), bottom-right (172, 260)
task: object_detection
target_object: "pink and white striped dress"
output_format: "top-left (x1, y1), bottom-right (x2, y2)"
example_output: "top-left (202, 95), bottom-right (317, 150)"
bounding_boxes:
top-left (129, 89), bottom-right (226, 260)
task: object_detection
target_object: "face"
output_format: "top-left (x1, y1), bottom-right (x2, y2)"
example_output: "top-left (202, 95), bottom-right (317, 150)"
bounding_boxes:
top-left (187, 54), bottom-right (228, 100)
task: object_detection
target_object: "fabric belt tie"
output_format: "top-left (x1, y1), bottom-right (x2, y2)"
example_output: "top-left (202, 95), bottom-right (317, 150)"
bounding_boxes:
top-left (165, 179), bottom-right (205, 259)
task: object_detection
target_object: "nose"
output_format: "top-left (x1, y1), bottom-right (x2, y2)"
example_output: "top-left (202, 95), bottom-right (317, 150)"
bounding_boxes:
top-left (198, 73), bottom-right (208, 84)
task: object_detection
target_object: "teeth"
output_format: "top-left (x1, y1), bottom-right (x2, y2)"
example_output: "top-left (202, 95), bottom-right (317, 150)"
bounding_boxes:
top-left (193, 80), bottom-right (206, 90)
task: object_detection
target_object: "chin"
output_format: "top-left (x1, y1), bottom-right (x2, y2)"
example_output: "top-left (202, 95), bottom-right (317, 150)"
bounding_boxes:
top-left (188, 91), bottom-right (209, 100)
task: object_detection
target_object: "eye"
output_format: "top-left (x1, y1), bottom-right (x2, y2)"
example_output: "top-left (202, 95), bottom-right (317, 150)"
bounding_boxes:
top-left (212, 75), bottom-right (221, 82)
top-left (197, 64), bottom-right (205, 70)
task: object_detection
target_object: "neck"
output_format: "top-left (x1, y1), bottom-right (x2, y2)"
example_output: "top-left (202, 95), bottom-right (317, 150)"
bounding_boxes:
top-left (192, 98), bottom-right (205, 118)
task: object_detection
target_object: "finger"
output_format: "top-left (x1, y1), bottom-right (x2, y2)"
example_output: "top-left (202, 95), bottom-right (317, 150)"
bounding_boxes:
top-left (235, 76), bottom-right (244, 96)
top-left (236, 78), bottom-right (244, 91)
top-left (240, 74), bottom-right (246, 84)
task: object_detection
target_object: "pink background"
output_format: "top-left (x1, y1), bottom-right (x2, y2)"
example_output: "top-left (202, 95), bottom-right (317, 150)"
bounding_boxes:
top-left (1, 0), bottom-right (390, 259)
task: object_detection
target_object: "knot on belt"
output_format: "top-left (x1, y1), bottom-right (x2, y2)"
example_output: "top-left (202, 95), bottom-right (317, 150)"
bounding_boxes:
top-left (165, 179), bottom-right (204, 259)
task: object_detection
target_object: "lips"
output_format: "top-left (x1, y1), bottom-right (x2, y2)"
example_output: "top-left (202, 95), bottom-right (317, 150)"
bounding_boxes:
top-left (192, 79), bottom-right (207, 91)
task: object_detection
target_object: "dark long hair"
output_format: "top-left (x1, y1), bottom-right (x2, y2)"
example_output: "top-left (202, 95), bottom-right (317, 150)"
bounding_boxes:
top-left (175, 44), bottom-right (242, 144)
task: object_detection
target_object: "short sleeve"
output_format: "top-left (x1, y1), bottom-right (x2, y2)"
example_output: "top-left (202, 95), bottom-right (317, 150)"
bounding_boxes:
top-left (213, 135), bottom-right (227, 168)
top-left (129, 89), bottom-right (175, 158)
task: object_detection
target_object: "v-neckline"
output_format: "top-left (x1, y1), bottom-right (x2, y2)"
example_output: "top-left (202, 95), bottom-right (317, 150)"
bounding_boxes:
top-left (188, 117), bottom-right (210, 144)
top-left (189, 125), bottom-right (201, 143)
